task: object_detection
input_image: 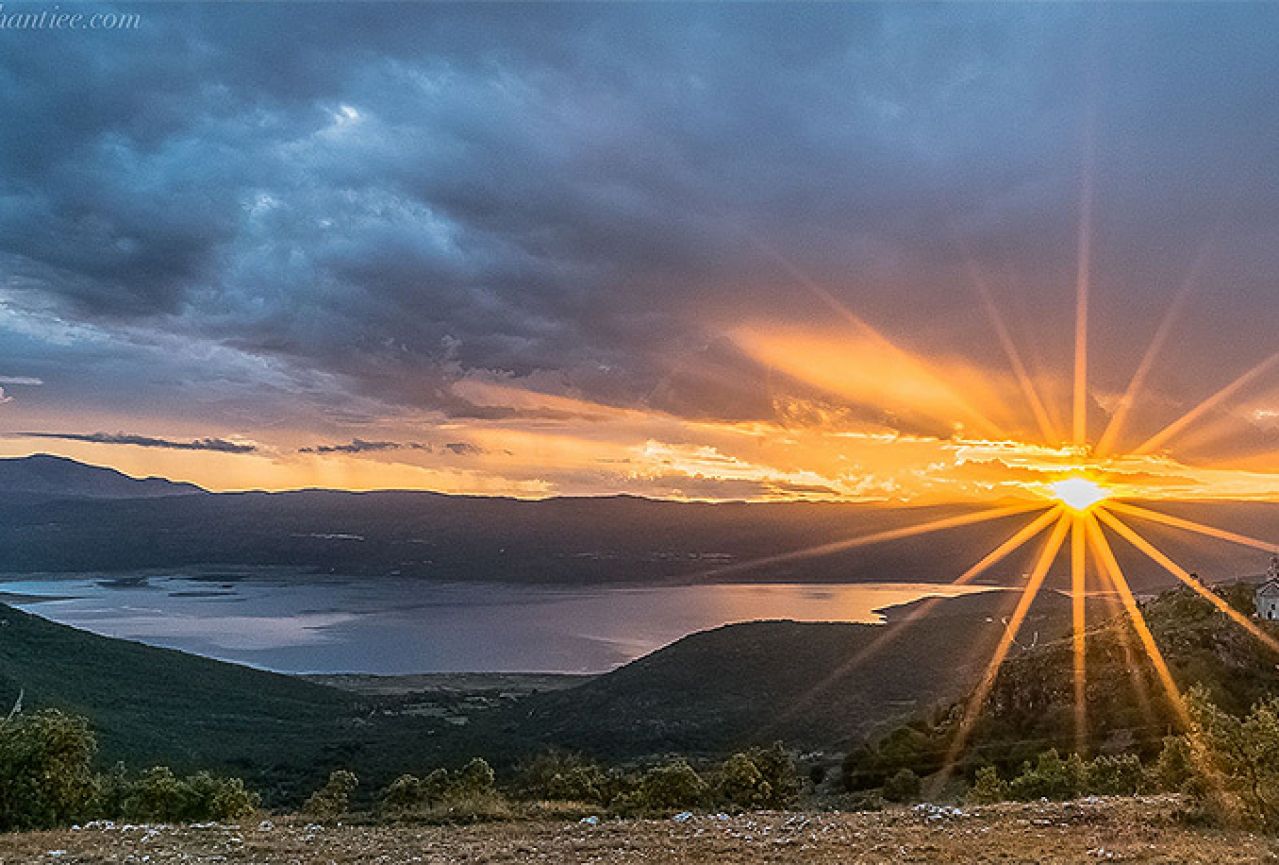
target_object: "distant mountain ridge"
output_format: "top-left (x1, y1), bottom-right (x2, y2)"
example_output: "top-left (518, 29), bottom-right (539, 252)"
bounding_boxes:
top-left (0, 454), bottom-right (1276, 588)
top-left (0, 454), bottom-right (204, 499)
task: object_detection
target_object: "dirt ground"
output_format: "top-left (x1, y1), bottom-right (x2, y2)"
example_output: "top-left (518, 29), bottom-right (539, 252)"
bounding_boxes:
top-left (1, 797), bottom-right (1274, 864)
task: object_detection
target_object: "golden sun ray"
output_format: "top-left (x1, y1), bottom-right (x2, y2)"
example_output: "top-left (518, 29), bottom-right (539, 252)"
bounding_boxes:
top-left (698, 502), bottom-right (1047, 580)
top-left (1087, 539), bottom-right (1157, 730)
top-left (1094, 508), bottom-right (1279, 654)
top-left (1132, 350), bottom-right (1279, 456)
top-left (1073, 165), bottom-right (1094, 446)
top-left (735, 228), bottom-right (1010, 440)
top-left (1105, 500), bottom-right (1279, 553)
top-left (1070, 515), bottom-right (1088, 755)
top-left (963, 257), bottom-right (1061, 444)
top-left (936, 512), bottom-right (1072, 787)
top-left (758, 505), bottom-right (1066, 735)
top-left (1084, 514), bottom-right (1191, 728)
top-left (1093, 255), bottom-right (1202, 456)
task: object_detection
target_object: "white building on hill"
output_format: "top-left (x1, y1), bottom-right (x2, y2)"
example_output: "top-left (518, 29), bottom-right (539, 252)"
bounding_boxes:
top-left (1255, 555), bottom-right (1279, 620)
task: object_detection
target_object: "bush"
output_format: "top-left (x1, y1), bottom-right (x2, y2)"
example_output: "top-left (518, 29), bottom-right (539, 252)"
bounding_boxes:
top-left (377, 759), bottom-right (509, 822)
top-left (842, 726), bottom-right (941, 792)
top-left (612, 759), bottom-right (708, 814)
top-left (514, 751), bottom-right (609, 803)
top-left (1084, 754), bottom-right (1144, 796)
top-left (743, 743), bottom-right (802, 808)
top-left (882, 768), bottom-right (921, 803)
top-left (1149, 736), bottom-right (1195, 793)
top-left (1182, 688), bottom-right (1279, 829)
top-left (303, 769), bottom-right (359, 819)
top-left (1007, 750), bottom-right (1085, 801)
top-left (716, 753), bottom-right (772, 809)
top-left (380, 774), bottom-right (428, 815)
top-left (454, 758), bottom-right (496, 795)
top-left (0, 710), bottom-right (98, 831)
top-left (966, 765), bottom-right (1008, 805)
top-left (110, 766), bottom-right (258, 822)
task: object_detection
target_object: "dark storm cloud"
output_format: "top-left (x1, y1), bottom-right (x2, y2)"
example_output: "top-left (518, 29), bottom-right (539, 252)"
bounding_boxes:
top-left (3, 4), bottom-right (1279, 428)
top-left (17, 431), bottom-right (257, 453)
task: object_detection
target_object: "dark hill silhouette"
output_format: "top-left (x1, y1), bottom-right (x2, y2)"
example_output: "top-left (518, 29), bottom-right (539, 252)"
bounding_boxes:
top-left (3, 456), bottom-right (1277, 586)
top-left (0, 454), bottom-right (204, 499)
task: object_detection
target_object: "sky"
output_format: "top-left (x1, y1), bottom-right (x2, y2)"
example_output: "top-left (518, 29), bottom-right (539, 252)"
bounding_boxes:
top-left (2, 2), bottom-right (1279, 502)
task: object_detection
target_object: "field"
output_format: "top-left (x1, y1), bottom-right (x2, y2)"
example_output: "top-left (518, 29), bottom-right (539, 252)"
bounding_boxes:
top-left (1, 798), bottom-right (1273, 864)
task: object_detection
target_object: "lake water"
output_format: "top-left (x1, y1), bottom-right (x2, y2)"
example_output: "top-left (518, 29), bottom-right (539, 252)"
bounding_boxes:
top-left (0, 571), bottom-right (993, 674)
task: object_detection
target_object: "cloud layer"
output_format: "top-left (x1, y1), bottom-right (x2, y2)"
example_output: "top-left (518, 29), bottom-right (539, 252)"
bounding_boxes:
top-left (2, 5), bottom-right (1279, 498)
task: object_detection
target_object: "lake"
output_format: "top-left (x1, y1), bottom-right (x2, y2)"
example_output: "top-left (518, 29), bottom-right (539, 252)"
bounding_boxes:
top-left (0, 570), bottom-right (994, 674)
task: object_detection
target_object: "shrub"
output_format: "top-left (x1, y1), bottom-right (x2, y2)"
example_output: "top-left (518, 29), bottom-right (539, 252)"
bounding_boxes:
top-left (1084, 754), bottom-right (1144, 796)
top-left (966, 765), bottom-right (1008, 805)
top-left (514, 751), bottom-right (609, 803)
top-left (1149, 736), bottom-right (1195, 793)
top-left (613, 759), bottom-right (708, 814)
top-left (0, 710), bottom-right (98, 831)
top-left (380, 774), bottom-right (427, 815)
top-left (1007, 750), bottom-right (1084, 801)
top-left (1182, 688), bottom-right (1279, 829)
top-left (716, 753), bottom-right (772, 809)
top-left (454, 758), bottom-right (496, 795)
top-left (303, 769), bottom-right (359, 819)
top-left (378, 760), bottom-right (509, 822)
top-left (743, 743), bottom-right (802, 808)
top-left (882, 768), bottom-right (921, 803)
top-left (113, 766), bottom-right (257, 822)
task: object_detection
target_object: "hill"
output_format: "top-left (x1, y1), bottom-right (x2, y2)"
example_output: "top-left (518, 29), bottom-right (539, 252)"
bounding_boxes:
top-left (844, 581), bottom-right (1279, 784)
top-left (0, 454), bottom-right (204, 499)
top-left (507, 590), bottom-right (1096, 758)
top-left (0, 602), bottom-right (439, 802)
top-left (0, 590), bottom-right (1087, 794)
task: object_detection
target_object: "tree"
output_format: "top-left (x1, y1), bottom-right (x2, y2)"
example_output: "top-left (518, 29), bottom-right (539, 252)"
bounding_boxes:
top-left (966, 765), bottom-right (1008, 805)
top-left (303, 769), bottom-right (359, 819)
top-left (614, 759), bottom-right (709, 813)
top-left (0, 710), bottom-right (98, 831)
top-left (716, 753), bottom-right (772, 809)
top-left (882, 768), bottom-right (921, 803)
top-left (1184, 688), bottom-right (1279, 829)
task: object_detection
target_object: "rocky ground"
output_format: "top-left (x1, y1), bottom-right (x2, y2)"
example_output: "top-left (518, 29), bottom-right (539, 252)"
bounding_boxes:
top-left (1, 797), bottom-right (1274, 864)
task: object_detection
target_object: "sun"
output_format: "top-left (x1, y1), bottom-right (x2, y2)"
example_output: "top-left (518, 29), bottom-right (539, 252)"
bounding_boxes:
top-left (1049, 476), bottom-right (1111, 513)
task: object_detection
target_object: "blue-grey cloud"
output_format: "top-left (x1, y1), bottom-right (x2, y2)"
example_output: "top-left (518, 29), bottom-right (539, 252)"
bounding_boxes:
top-left (1, 3), bottom-right (1278, 435)
top-left (300, 438), bottom-right (428, 455)
top-left (17, 431), bottom-right (257, 454)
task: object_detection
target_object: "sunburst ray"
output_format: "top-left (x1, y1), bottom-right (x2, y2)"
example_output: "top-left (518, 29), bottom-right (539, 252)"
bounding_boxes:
top-left (1094, 508), bottom-right (1279, 654)
top-left (1133, 351), bottom-right (1279, 456)
top-left (936, 512), bottom-right (1072, 788)
top-left (699, 502), bottom-right (1047, 580)
top-left (1105, 501), bottom-right (1279, 553)
top-left (1070, 515), bottom-right (1088, 754)
top-left (1084, 514), bottom-right (1190, 727)
top-left (1093, 242), bottom-right (1207, 456)
top-left (746, 507), bottom-right (1065, 738)
top-left (1073, 159), bottom-right (1094, 446)
top-left (963, 256), bottom-right (1061, 444)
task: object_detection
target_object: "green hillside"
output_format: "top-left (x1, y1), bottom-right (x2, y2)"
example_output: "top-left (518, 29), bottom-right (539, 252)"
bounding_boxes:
top-left (510, 590), bottom-right (1095, 759)
top-left (0, 603), bottom-right (439, 802)
top-left (844, 582), bottom-right (1279, 785)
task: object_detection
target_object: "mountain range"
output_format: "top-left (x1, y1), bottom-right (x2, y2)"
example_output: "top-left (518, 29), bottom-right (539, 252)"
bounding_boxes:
top-left (1, 454), bottom-right (1275, 587)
